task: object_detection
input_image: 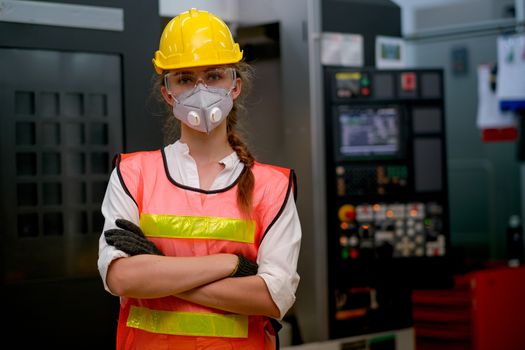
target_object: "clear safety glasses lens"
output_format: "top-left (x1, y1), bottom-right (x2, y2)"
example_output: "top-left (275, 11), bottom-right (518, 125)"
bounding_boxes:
top-left (165, 67), bottom-right (236, 96)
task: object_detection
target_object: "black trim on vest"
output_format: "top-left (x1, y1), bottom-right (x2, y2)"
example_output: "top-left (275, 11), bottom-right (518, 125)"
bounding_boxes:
top-left (270, 318), bottom-right (283, 349)
top-left (115, 154), bottom-right (139, 208)
top-left (111, 154), bottom-right (119, 169)
top-left (291, 169), bottom-right (297, 202)
top-left (161, 147), bottom-right (246, 194)
top-left (261, 169), bottom-right (295, 242)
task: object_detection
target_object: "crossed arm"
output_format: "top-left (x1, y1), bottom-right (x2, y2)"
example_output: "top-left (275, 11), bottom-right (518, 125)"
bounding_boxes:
top-left (105, 253), bottom-right (280, 318)
top-left (104, 219), bottom-right (279, 317)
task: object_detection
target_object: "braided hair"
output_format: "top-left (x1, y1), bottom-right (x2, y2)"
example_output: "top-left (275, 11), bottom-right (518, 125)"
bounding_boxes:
top-left (226, 106), bottom-right (255, 218)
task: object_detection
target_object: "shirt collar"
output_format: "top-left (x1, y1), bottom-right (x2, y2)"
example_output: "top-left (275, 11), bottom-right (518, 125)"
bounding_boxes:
top-left (173, 140), bottom-right (240, 169)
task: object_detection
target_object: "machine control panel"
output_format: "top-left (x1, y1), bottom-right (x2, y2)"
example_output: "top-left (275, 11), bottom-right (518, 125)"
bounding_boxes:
top-left (336, 165), bottom-right (408, 196)
top-left (334, 71), bottom-right (372, 98)
top-left (337, 202), bottom-right (446, 260)
top-left (326, 67), bottom-right (448, 263)
top-left (324, 67), bottom-right (449, 338)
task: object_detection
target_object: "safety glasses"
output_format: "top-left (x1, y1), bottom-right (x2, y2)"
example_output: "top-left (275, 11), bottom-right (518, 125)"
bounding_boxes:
top-left (164, 66), bottom-right (236, 97)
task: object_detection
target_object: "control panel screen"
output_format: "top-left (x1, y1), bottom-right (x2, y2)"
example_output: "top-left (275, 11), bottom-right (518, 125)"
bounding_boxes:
top-left (336, 106), bottom-right (401, 159)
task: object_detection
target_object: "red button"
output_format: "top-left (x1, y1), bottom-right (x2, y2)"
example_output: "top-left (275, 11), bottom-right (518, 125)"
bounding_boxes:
top-left (401, 72), bottom-right (416, 91)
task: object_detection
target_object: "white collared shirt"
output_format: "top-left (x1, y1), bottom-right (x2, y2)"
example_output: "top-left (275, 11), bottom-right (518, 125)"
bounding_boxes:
top-left (97, 141), bottom-right (301, 319)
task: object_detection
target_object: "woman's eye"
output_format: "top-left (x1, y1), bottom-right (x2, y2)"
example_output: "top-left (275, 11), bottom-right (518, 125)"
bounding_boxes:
top-left (178, 76), bottom-right (195, 85)
top-left (206, 72), bottom-right (223, 81)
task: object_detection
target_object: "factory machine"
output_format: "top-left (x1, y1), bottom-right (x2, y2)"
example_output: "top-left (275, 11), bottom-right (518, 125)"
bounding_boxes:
top-left (323, 66), bottom-right (453, 338)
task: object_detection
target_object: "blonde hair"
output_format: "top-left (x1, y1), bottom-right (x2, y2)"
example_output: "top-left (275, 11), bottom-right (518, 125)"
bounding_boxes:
top-left (153, 62), bottom-right (256, 217)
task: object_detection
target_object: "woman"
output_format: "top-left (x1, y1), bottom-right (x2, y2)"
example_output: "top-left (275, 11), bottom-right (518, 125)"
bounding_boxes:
top-left (97, 8), bottom-right (302, 350)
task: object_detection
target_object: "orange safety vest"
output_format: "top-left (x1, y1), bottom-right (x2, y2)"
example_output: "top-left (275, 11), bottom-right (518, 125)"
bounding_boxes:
top-left (114, 149), bottom-right (296, 350)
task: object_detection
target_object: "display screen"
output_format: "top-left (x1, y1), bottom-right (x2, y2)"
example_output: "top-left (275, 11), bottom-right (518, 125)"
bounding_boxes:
top-left (337, 106), bottom-right (401, 158)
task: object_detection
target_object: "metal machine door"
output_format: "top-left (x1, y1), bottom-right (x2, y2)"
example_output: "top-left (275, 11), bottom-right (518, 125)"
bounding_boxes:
top-left (0, 48), bottom-right (122, 346)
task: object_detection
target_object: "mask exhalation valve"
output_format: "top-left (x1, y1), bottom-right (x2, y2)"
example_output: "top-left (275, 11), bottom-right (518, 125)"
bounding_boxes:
top-left (187, 111), bottom-right (201, 126)
top-left (209, 107), bottom-right (223, 123)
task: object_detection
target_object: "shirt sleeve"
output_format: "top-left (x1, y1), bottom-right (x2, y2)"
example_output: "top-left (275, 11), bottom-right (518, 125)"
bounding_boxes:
top-left (256, 190), bottom-right (302, 320)
top-left (97, 169), bottom-right (140, 294)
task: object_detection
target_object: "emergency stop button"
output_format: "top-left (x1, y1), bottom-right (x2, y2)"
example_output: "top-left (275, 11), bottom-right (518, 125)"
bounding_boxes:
top-left (401, 72), bottom-right (417, 91)
top-left (338, 204), bottom-right (356, 222)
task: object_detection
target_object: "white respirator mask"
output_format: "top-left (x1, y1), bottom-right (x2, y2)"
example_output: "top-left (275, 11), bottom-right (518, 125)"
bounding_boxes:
top-left (171, 84), bottom-right (234, 134)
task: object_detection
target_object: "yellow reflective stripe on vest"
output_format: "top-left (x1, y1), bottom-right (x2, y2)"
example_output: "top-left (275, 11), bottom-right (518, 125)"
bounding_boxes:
top-left (127, 305), bottom-right (249, 338)
top-left (140, 214), bottom-right (255, 243)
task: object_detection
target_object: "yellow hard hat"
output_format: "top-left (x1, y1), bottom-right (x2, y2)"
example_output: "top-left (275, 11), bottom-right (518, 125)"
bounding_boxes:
top-left (152, 8), bottom-right (243, 74)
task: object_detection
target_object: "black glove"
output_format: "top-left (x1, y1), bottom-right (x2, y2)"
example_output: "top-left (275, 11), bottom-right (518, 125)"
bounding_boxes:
top-left (230, 254), bottom-right (258, 277)
top-left (104, 219), bottom-right (163, 256)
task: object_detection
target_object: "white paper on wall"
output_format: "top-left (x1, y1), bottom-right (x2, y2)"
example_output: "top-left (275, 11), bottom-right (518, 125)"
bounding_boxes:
top-left (476, 64), bottom-right (516, 129)
top-left (497, 33), bottom-right (525, 108)
top-left (321, 32), bottom-right (364, 67)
